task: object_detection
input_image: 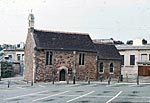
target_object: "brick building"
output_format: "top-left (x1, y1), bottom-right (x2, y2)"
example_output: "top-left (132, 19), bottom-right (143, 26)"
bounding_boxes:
top-left (24, 13), bottom-right (121, 82)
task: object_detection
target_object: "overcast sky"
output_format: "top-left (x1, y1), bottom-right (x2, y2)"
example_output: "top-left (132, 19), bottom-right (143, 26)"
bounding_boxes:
top-left (0, 0), bottom-right (150, 44)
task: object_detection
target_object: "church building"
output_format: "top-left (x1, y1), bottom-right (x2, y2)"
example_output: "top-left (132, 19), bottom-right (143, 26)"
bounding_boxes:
top-left (24, 13), bottom-right (121, 83)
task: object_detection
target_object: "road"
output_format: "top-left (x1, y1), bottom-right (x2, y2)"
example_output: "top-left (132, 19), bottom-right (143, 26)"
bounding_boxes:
top-left (0, 77), bottom-right (150, 103)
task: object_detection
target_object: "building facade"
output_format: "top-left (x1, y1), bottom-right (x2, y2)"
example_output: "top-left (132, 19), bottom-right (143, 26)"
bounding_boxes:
top-left (3, 42), bottom-right (25, 75)
top-left (24, 30), bottom-right (97, 82)
top-left (116, 40), bottom-right (150, 77)
top-left (24, 13), bottom-right (121, 82)
top-left (95, 44), bottom-right (121, 80)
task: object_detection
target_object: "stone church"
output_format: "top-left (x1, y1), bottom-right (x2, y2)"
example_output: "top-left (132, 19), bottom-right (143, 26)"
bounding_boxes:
top-left (24, 13), bottom-right (121, 83)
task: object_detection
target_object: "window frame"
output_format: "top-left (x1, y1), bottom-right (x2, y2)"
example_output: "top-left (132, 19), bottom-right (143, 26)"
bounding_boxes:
top-left (130, 55), bottom-right (135, 65)
top-left (99, 62), bottom-right (104, 73)
top-left (17, 54), bottom-right (21, 61)
top-left (79, 53), bottom-right (85, 65)
top-left (46, 51), bottom-right (53, 65)
top-left (109, 63), bottom-right (114, 73)
top-left (141, 54), bottom-right (147, 61)
top-left (121, 55), bottom-right (124, 65)
top-left (8, 55), bottom-right (12, 59)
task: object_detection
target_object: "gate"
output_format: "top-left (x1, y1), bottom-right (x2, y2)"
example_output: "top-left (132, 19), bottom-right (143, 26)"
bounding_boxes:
top-left (138, 66), bottom-right (150, 76)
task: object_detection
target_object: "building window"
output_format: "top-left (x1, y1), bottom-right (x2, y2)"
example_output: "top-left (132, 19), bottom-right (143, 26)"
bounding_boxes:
top-left (22, 54), bottom-right (24, 61)
top-left (5, 57), bottom-right (9, 60)
top-left (79, 53), bottom-right (85, 65)
top-left (141, 54), bottom-right (147, 61)
top-left (46, 51), bottom-right (53, 65)
top-left (99, 62), bottom-right (103, 72)
top-left (130, 55), bottom-right (135, 65)
top-left (17, 54), bottom-right (21, 61)
top-left (17, 44), bottom-right (20, 48)
top-left (110, 63), bottom-right (114, 73)
top-left (8, 55), bottom-right (12, 59)
top-left (121, 55), bottom-right (124, 65)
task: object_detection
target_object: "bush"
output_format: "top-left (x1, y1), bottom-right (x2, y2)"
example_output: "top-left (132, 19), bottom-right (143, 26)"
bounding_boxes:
top-left (1, 61), bottom-right (14, 78)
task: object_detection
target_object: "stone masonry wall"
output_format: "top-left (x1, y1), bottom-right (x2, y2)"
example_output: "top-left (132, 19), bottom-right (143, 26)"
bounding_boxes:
top-left (75, 53), bottom-right (97, 81)
top-left (24, 31), bottom-right (35, 81)
top-left (97, 60), bottom-right (121, 80)
top-left (35, 50), bottom-right (97, 82)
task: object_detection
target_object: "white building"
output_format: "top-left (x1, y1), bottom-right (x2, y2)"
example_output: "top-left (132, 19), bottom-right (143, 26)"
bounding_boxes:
top-left (116, 39), bottom-right (150, 77)
top-left (3, 42), bottom-right (25, 75)
top-left (4, 49), bottom-right (24, 62)
top-left (93, 39), bottom-right (114, 44)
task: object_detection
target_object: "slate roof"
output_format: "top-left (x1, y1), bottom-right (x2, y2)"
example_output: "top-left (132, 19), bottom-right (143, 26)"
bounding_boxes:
top-left (94, 43), bottom-right (121, 60)
top-left (33, 29), bottom-right (97, 53)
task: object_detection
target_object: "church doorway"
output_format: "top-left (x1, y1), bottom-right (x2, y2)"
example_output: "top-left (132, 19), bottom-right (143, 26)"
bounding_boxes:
top-left (59, 69), bottom-right (66, 81)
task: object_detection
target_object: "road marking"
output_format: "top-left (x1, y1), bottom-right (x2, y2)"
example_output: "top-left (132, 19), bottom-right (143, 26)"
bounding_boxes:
top-left (39, 85), bottom-right (46, 88)
top-left (4, 90), bottom-right (48, 100)
top-left (33, 91), bottom-right (69, 102)
top-left (106, 91), bottom-right (122, 103)
top-left (66, 91), bottom-right (95, 103)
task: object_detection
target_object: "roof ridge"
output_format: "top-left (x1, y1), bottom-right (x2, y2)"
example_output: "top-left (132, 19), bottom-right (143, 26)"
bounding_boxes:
top-left (34, 29), bottom-right (89, 35)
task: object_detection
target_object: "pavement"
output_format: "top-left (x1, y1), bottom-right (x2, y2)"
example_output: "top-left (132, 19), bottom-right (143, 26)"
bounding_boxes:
top-left (0, 76), bottom-right (150, 103)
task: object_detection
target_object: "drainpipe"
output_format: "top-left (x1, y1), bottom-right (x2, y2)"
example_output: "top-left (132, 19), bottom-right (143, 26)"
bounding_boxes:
top-left (96, 56), bottom-right (98, 81)
top-left (73, 51), bottom-right (76, 84)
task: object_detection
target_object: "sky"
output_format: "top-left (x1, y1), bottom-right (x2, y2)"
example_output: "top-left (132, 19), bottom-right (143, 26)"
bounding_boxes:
top-left (0, 0), bottom-right (150, 44)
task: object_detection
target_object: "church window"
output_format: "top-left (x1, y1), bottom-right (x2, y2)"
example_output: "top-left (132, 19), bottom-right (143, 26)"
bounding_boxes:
top-left (46, 51), bottom-right (53, 65)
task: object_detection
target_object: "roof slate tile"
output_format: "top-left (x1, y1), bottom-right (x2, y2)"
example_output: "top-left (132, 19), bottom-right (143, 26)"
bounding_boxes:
top-left (33, 29), bottom-right (97, 52)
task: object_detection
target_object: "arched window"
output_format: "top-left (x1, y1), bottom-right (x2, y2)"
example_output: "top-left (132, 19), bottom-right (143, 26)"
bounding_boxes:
top-left (110, 63), bottom-right (114, 73)
top-left (99, 62), bottom-right (103, 73)
top-left (46, 51), bottom-right (53, 65)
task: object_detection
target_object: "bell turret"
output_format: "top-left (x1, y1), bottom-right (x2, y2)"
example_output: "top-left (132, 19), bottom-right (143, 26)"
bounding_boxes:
top-left (28, 12), bottom-right (34, 29)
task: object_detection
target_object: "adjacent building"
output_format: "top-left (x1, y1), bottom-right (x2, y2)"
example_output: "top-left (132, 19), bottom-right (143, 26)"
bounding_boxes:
top-left (95, 44), bottom-right (121, 80)
top-left (3, 42), bottom-right (25, 75)
top-left (116, 38), bottom-right (150, 77)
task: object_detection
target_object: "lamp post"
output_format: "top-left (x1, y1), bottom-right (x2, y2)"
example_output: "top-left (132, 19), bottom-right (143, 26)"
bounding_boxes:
top-left (73, 51), bottom-right (76, 84)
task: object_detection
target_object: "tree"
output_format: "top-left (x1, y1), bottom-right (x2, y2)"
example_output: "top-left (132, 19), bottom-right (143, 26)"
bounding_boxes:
top-left (126, 40), bottom-right (133, 45)
top-left (114, 40), bottom-right (124, 45)
top-left (142, 39), bottom-right (147, 45)
top-left (0, 53), bottom-right (4, 56)
top-left (1, 61), bottom-right (14, 78)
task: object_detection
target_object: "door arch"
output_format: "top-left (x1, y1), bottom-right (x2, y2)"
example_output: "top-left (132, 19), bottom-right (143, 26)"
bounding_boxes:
top-left (59, 69), bottom-right (66, 81)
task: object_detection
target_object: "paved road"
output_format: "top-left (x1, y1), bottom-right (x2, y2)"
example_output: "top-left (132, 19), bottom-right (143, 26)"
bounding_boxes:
top-left (0, 77), bottom-right (150, 103)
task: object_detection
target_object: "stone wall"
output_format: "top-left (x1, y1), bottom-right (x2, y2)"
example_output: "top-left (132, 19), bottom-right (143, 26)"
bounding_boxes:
top-left (75, 53), bottom-right (97, 81)
top-left (35, 50), bottom-right (53, 82)
top-left (24, 30), bottom-right (35, 81)
top-left (25, 41), bottom-right (120, 82)
top-left (35, 50), bottom-right (97, 82)
top-left (97, 59), bottom-right (121, 80)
